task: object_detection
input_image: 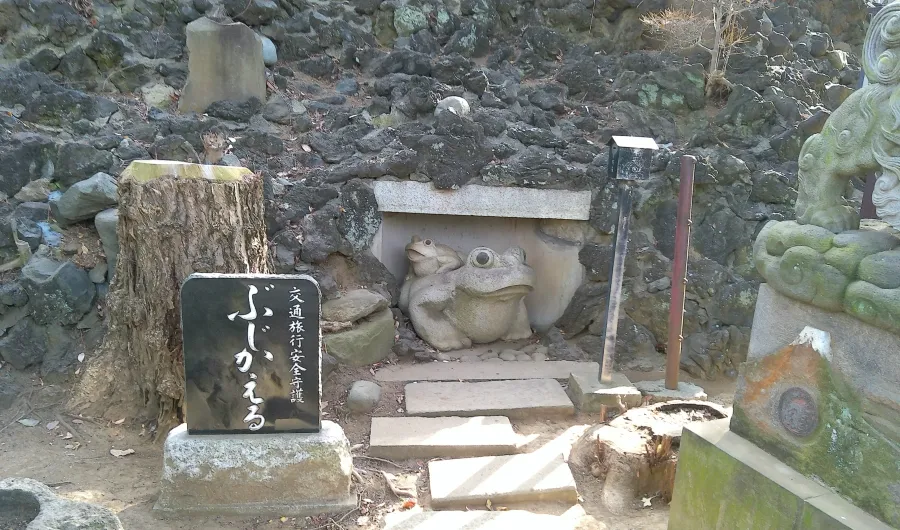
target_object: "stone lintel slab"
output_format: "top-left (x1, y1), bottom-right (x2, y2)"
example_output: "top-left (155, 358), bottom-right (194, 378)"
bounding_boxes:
top-left (369, 416), bottom-right (520, 459)
top-left (633, 379), bottom-right (708, 403)
top-left (405, 379), bottom-right (575, 419)
top-left (668, 419), bottom-right (893, 530)
top-left (373, 181), bottom-right (591, 220)
top-left (428, 452), bottom-right (578, 509)
top-left (375, 361), bottom-right (599, 382)
top-left (155, 421), bottom-right (355, 516)
top-left (566, 372), bottom-right (642, 412)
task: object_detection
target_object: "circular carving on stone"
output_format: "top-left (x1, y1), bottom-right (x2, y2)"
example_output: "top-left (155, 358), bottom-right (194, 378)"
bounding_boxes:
top-left (778, 387), bottom-right (818, 437)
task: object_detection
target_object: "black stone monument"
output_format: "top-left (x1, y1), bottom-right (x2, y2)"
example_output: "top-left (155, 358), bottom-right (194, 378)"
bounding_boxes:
top-left (181, 273), bottom-right (321, 434)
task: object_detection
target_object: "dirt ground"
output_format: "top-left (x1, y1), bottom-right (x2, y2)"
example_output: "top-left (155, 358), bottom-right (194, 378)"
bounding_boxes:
top-left (0, 359), bottom-right (734, 530)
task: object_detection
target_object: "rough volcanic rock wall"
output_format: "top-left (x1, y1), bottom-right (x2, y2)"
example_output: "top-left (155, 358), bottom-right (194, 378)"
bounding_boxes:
top-left (0, 0), bottom-right (869, 392)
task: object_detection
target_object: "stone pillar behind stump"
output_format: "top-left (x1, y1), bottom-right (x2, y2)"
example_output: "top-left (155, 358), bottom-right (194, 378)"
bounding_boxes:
top-left (179, 17), bottom-right (266, 114)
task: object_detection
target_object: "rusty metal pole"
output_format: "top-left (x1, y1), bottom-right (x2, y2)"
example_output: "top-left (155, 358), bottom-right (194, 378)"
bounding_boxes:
top-left (665, 155), bottom-right (696, 390)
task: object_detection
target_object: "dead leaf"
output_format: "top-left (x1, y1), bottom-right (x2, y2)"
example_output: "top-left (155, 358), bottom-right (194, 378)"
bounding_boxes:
top-left (356, 516), bottom-right (370, 526)
top-left (642, 496), bottom-right (654, 508)
top-left (63, 432), bottom-right (73, 440)
top-left (17, 418), bottom-right (39, 427)
top-left (302, 144), bottom-right (311, 152)
top-left (486, 499), bottom-right (493, 511)
top-left (46, 421), bottom-right (59, 430)
top-left (113, 418), bottom-right (126, 425)
top-left (71, 419), bottom-right (84, 424)
top-left (77, 353), bottom-right (85, 363)
top-left (110, 448), bottom-right (135, 457)
top-left (400, 500), bottom-right (416, 510)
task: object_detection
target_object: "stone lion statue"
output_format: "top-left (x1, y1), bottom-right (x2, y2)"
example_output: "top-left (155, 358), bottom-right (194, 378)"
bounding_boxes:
top-left (796, 3), bottom-right (900, 233)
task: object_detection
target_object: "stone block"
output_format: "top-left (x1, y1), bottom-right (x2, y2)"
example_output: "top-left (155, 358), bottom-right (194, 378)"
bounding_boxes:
top-left (734, 323), bottom-right (900, 526)
top-left (21, 257), bottom-right (94, 325)
top-left (374, 360), bottom-right (599, 382)
top-left (384, 509), bottom-right (577, 529)
top-left (749, 284), bottom-right (899, 431)
top-left (369, 416), bottom-right (520, 459)
top-left (566, 372), bottom-right (642, 412)
top-left (0, 478), bottom-right (123, 530)
top-left (179, 17), bottom-right (266, 114)
top-left (428, 452), bottom-right (578, 509)
top-left (668, 420), bottom-right (893, 530)
top-left (372, 181), bottom-right (591, 220)
top-left (405, 379), bottom-right (575, 419)
top-left (323, 307), bottom-right (395, 366)
top-left (155, 421), bottom-right (355, 516)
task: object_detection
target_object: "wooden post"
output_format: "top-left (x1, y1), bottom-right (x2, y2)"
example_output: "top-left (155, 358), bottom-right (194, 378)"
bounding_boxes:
top-left (70, 161), bottom-right (268, 434)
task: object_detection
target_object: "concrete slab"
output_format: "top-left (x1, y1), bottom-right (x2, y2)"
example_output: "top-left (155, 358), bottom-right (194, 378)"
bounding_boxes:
top-left (428, 451), bottom-right (578, 509)
top-left (405, 379), bottom-right (575, 419)
top-left (668, 420), bottom-right (894, 530)
top-left (376, 361), bottom-right (599, 382)
top-left (369, 417), bottom-right (520, 459)
top-left (566, 372), bottom-right (642, 412)
top-left (634, 379), bottom-right (708, 403)
top-left (373, 181), bottom-right (592, 220)
top-left (155, 421), bottom-right (355, 516)
top-left (383, 510), bottom-right (575, 529)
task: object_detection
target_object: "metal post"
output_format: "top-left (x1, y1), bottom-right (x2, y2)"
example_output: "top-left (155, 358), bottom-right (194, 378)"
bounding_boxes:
top-left (665, 156), bottom-right (695, 390)
top-left (599, 184), bottom-right (634, 383)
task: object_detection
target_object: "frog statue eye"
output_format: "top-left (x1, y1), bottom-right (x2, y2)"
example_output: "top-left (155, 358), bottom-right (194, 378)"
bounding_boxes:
top-left (471, 248), bottom-right (494, 268)
top-left (424, 239), bottom-right (433, 246)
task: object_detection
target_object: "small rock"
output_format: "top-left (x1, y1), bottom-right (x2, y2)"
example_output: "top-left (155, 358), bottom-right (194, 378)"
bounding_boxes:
top-left (0, 318), bottom-right (47, 370)
top-left (89, 261), bottom-right (108, 284)
top-left (21, 257), bottom-right (95, 326)
top-left (51, 172), bottom-right (118, 225)
top-left (0, 478), bottom-right (123, 529)
top-left (336, 78), bottom-right (359, 95)
top-left (323, 308), bottom-right (395, 366)
top-left (14, 178), bottom-right (52, 202)
top-left (480, 350), bottom-right (499, 360)
top-left (95, 209), bottom-right (119, 280)
top-left (435, 96), bottom-right (470, 117)
top-left (459, 356), bottom-right (481, 362)
top-left (647, 277), bottom-right (671, 293)
top-left (435, 352), bottom-right (452, 362)
top-left (322, 289), bottom-right (388, 323)
top-left (0, 283), bottom-right (28, 307)
top-left (205, 97), bottom-right (263, 122)
top-left (220, 153), bottom-right (241, 166)
top-left (141, 83), bottom-right (176, 109)
top-left (347, 380), bottom-right (381, 414)
top-left (499, 350), bottom-right (519, 361)
top-left (533, 351), bottom-right (548, 362)
top-left (259, 35), bottom-right (277, 66)
top-left (515, 354), bottom-right (532, 362)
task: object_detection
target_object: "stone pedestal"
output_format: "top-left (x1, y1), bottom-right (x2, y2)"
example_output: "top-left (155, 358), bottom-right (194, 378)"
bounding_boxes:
top-left (668, 420), bottom-right (892, 530)
top-left (566, 372), bottom-right (642, 412)
top-left (155, 421), bottom-right (355, 515)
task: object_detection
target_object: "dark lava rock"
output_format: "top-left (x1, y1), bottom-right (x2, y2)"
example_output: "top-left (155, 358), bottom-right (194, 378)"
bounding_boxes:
top-left (0, 133), bottom-right (57, 198)
top-left (224, 0), bottom-right (279, 25)
top-left (300, 203), bottom-right (352, 263)
top-left (21, 257), bottom-right (95, 326)
top-left (506, 122), bottom-right (567, 148)
top-left (205, 97), bottom-right (263, 122)
top-left (337, 179), bottom-right (381, 252)
top-left (85, 31), bottom-right (129, 70)
top-left (0, 318), bottom-right (47, 370)
top-left (54, 143), bottom-right (114, 188)
top-left (416, 111), bottom-right (492, 189)
top-left (0, 282), bottom-right (28, 307)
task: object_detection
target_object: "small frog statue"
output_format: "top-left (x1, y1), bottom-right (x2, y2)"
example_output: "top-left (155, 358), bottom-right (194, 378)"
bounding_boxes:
top-left (400, 240), bottom-right (536, 351)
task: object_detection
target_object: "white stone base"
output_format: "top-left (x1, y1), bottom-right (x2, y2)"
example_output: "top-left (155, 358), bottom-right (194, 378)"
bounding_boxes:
top-left (155, 421), bottom-right (355, 516)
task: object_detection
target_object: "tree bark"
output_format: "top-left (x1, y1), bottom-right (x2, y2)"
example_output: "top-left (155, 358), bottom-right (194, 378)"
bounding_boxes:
top-left (70, 161), bottom-right (268, 434)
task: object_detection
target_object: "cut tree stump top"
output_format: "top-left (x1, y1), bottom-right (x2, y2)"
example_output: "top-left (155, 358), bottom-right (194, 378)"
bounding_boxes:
top-left (121, 160), bottom-right (252, 183)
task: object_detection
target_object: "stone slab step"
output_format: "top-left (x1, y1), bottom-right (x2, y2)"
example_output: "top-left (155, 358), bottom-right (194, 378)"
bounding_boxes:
top-left (369, 416), bottom-right (520, 459)
top-left (375, 361), bottom-right (599, 382)
top-left (428, 452), bottom-right (578, 509)
top-left (405, 379), bottom-right (575, 419)
top-left (383, 510), bottom-right (575, 529)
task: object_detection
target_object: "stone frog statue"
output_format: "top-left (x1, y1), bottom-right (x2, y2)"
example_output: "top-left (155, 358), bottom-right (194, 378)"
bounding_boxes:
top-left (401, 242), bottom-right (536, 351)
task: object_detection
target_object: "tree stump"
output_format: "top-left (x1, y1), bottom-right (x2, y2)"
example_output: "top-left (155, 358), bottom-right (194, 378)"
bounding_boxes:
top-left (570, 401), bottom-right (728, 514)
top-left (70, 161), bottom-right (268, 433)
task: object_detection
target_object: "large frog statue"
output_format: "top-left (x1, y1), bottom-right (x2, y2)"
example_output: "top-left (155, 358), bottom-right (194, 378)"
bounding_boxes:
top-left (401, 243), bottom-right (536, 351)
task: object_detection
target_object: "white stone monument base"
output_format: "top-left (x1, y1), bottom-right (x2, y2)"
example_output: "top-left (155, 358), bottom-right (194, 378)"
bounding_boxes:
top-left (154, 421), bottom-right (355, 516)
